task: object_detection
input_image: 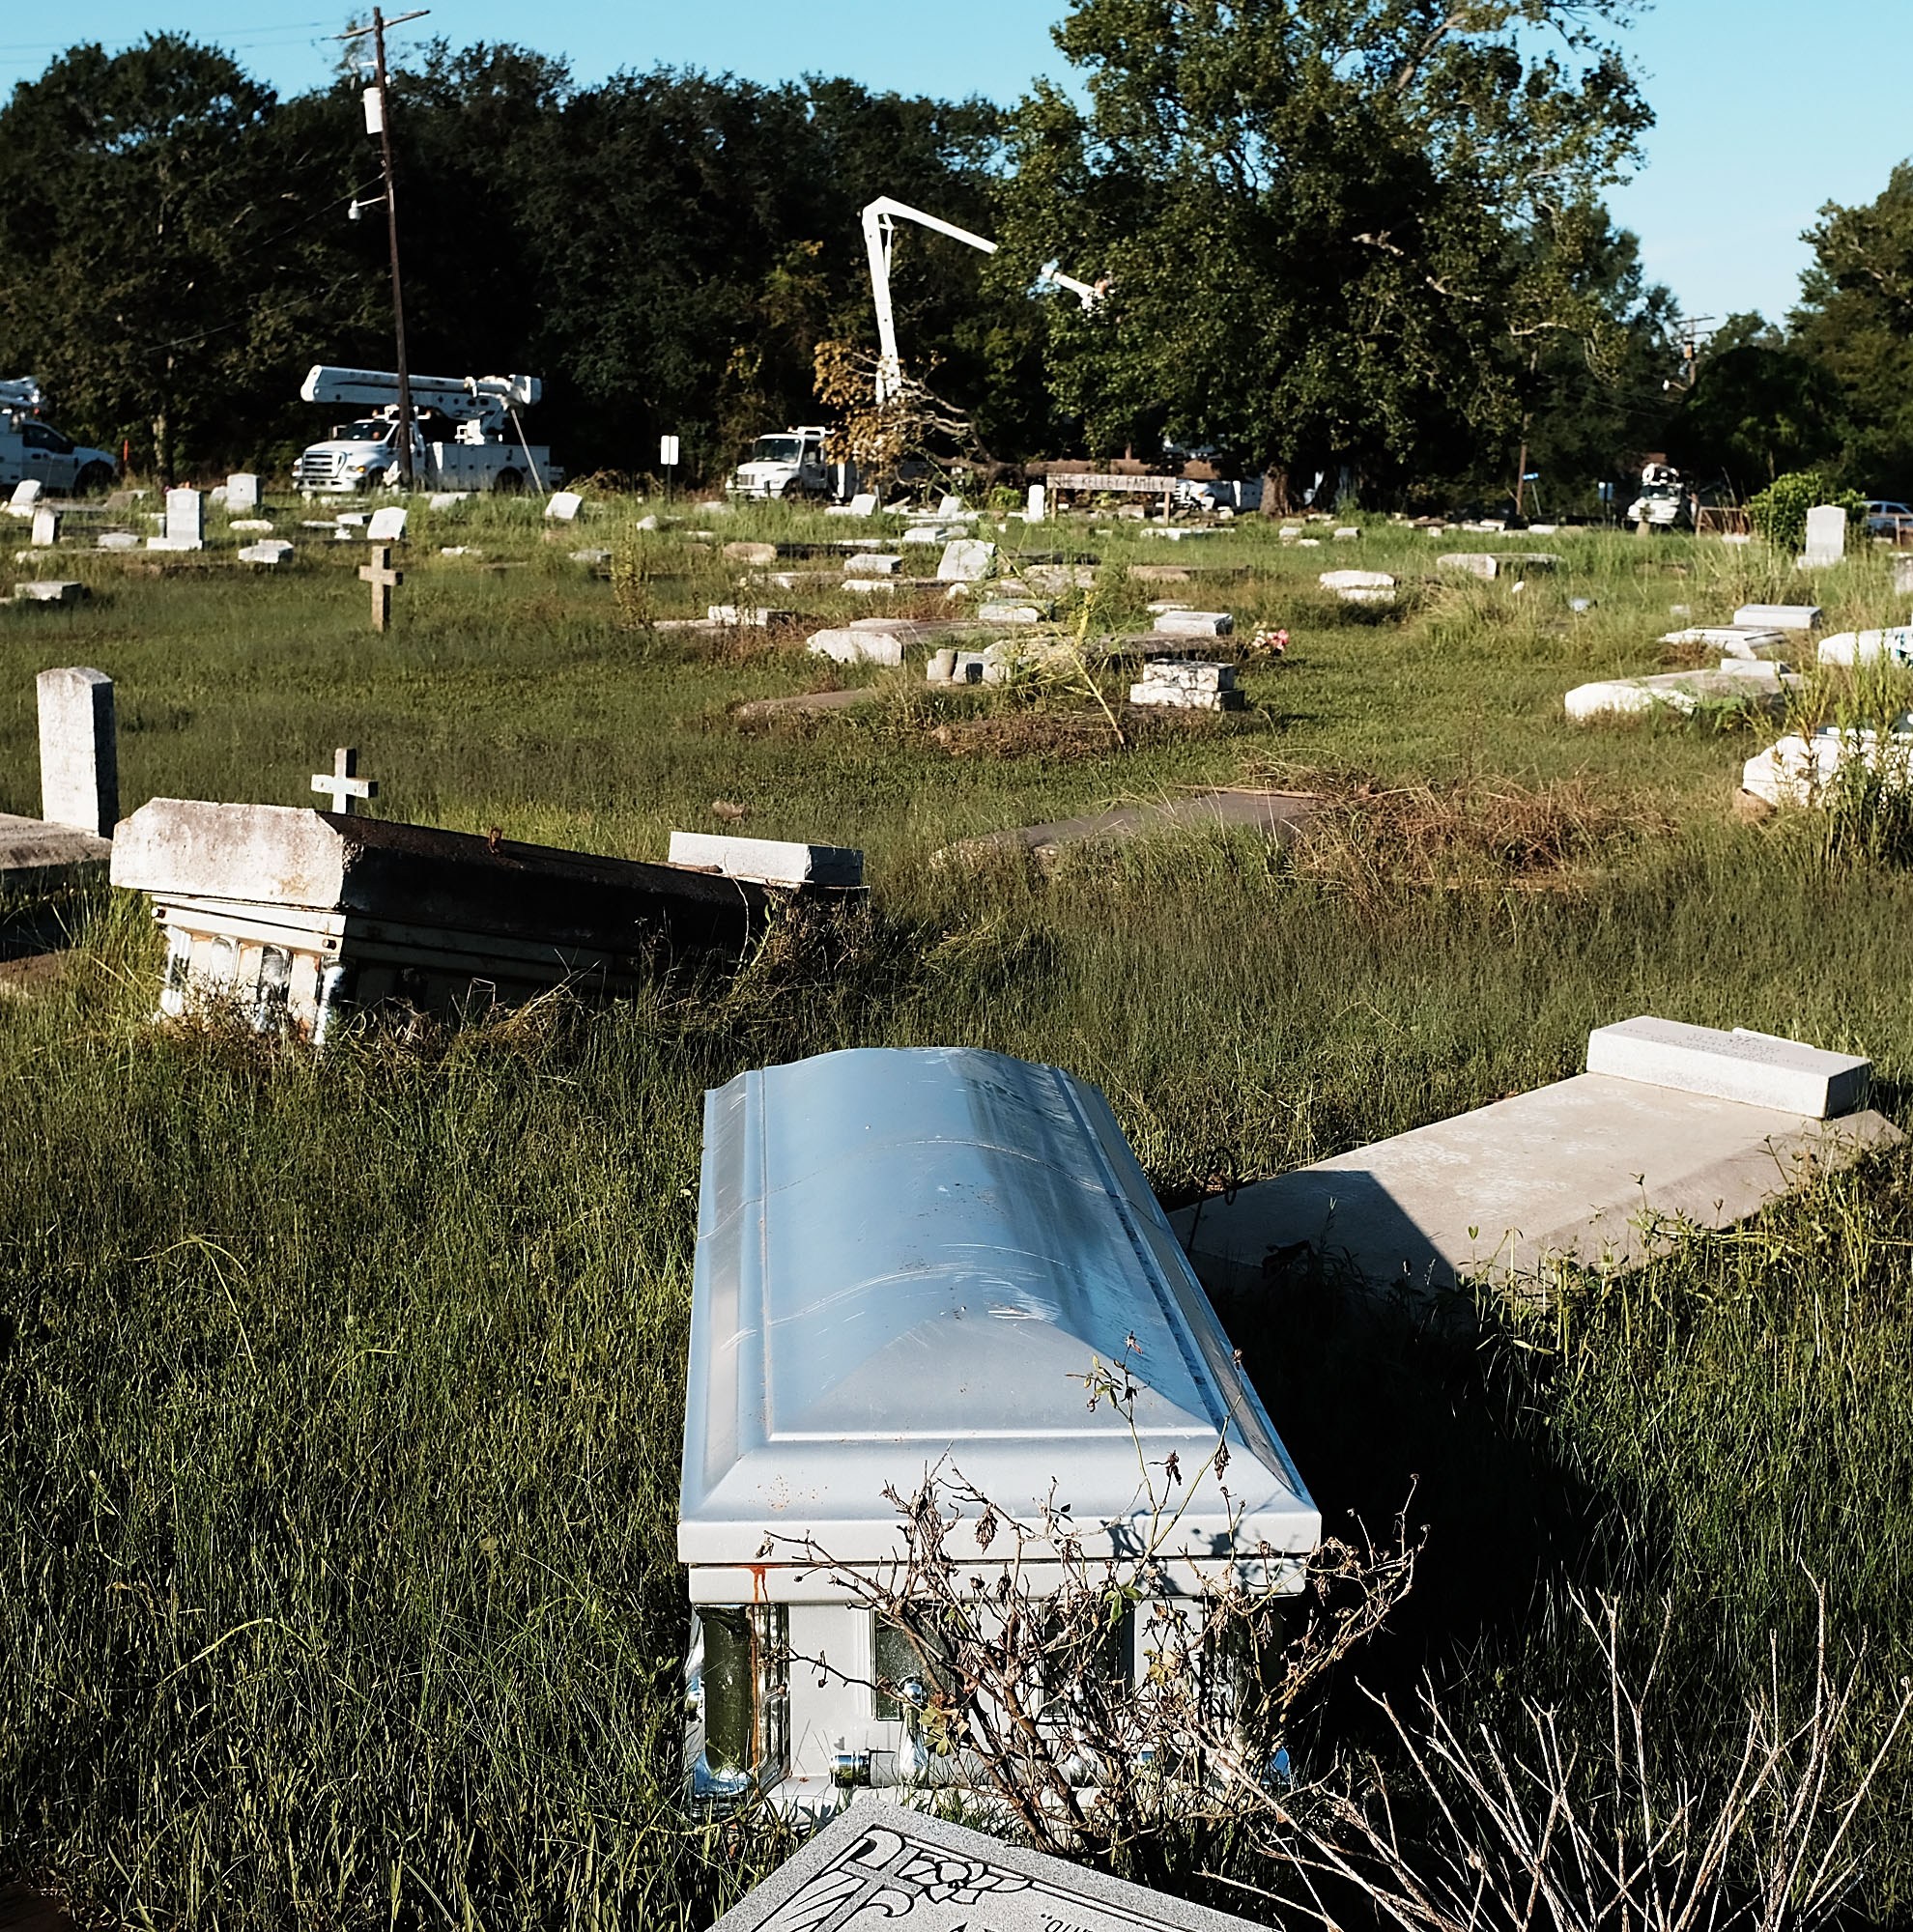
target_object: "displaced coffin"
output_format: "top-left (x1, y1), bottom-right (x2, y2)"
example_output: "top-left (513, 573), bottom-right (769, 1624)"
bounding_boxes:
top-left (111, 800), bottom-right (822, 1039)
top-left (677, 1045), bottom-right (1319, 1808)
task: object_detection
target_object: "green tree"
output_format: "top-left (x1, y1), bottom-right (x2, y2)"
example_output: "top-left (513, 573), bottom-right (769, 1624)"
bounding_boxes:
top-left (1667, 312), bottom-right (1842, 497)
top-left (1792, 163), bottom-right (1913, 497)
top-left (995, 0), bottom-right (1655, 493)
top-left (0, 37), bottom-right (376, 479)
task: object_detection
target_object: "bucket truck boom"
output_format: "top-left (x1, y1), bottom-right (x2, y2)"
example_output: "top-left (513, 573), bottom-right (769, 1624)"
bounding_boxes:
top-left (861, 197), bottom-right (1101, 406)
top-left (293, 364), bottom-right (562, 495)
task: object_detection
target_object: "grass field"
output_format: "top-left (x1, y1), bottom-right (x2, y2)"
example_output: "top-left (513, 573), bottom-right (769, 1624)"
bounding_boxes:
top-left (4, 496), bottom-right (1913, 1927)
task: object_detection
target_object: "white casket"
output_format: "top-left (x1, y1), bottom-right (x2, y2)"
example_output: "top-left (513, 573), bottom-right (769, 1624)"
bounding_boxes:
top-left (677, 1046), bottom-right (1320, 1810)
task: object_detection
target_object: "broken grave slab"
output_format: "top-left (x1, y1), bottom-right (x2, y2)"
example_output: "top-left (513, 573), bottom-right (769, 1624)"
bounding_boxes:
top-left (0, 813), bottom-right (111, 890)
top-left (1816, 626), bottom-right (1913, 668)
top-left (1173, 1023), bottom-right (1897, 1300)
top-left (1564, 662), bottom-right (1796, 722)
top-left (12, 581), bottom-right (87, 605)
top-left (940, 789), bottom-right (1317, 869)
top-left (732, 686), bottom-right (879, 722)
top-left (1734, 602), bottom-right (1820, 631)
top-left (713, 1807), bottom-right (1256, 1931)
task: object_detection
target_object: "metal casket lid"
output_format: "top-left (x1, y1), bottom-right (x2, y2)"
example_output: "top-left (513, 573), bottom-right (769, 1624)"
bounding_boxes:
top-left (676, 1046), bottom-right (1318, 1580)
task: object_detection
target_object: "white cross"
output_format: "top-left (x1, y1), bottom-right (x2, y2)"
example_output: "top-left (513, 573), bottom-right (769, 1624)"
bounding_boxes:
top-left (312, 746), bottom-right (378, 815)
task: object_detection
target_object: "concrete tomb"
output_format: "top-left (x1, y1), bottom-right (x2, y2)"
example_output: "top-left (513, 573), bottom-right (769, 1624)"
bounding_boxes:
top-left (712, 1808), bottom-right (1258, 1931)
top-left (239, 540), bottom-right (295, 566)
top-left (1173, 1019), bottom-right (1896, 1300)
top-left (842, 553), bottom-right (902, 577)
top-left (1802, 503), bottom-right (1847, 568)
top-left (0, 668), bottom-right (116, 888)
top-left (1129, 659), bottom-right (1244, 711)
top-left (12, 581), bottom-right (86, 605)
top-left (1742, 726), bottom-right (1913, 809)
top-left (110, 797), bottom-right (855, 1042)
top-left (1438, 552), bottom-right (1561, 581)
top-left (1816, 627), bottom-right (1913, 668)
top-left (545, 490), bottom-right (583, 522)
top-left (1152, 609), bottom-right (1233, 638)
top-left (678, 1046), bottom-right (1319, 1811)
top-left (1564, 660), bottom-right (1797, 723)
top-left (225, 472), bottom-right (260, 514)
top-left (29, 506), bottom-right (60, 548)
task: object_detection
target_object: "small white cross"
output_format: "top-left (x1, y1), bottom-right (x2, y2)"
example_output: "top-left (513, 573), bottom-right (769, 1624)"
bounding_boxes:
top-left (312, 745), bottom-right (378, 815)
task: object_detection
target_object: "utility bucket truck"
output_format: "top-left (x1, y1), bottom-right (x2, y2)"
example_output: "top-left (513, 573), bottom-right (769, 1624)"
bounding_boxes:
top-left (728, 426), bottom-right (849, 501)
top-left (294, 366), bottom-right (562, 495)
top-left (0, 378), bottom-right (117, 495)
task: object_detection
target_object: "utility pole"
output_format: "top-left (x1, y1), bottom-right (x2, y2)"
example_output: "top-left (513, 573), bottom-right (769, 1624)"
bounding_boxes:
top-left (340, 8), bottom-right (429, 490)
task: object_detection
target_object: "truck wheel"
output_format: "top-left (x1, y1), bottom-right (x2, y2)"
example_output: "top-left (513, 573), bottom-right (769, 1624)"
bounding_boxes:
top-left (493, 469), bottom-right (526, 496)
top-left (75, 462), bottom-right (114, 495)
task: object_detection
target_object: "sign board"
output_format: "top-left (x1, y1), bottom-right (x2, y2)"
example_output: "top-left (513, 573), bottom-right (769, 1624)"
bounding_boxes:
top-left (660, 435), bottom-right (681, 468)
top-left (712, 1808), bottom-right (1258, 1931)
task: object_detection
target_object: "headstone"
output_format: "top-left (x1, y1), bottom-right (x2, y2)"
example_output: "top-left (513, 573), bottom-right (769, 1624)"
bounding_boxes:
top-left (667, 831), bottom-right (863, 889)
top-left (1802, 503), bottom-right (1846, 568)
top-left (711, 1810), bottom-right (1258, 1931)
top-left (428, 492), bottom-right (469, 510)
top-left (238, 539), bottom-right (295, 566)
top-left (823, 491), bottom-right (878, 518)
top-left (1587, 1014), bottom-right (1870, 1120)
top-left (365, 505), bottom-right (408, 544)
top-left (96, 532), bottom-right (140, 552)
top-left (935, 538), bottom-right (995, 582)
top-left (225, 472), bottom-right (260, 514)
top-left (1320, 568), bottom-right (1397, 603)
top-left (12, 580), bottom-right (86, 605)
top-left (843, 553), bottom-right (903, 577)
top-left (977, 601), bottom-right (1048, 626)
top-left (1153, 609), bottom-right (1233, 638)
top-left (1333, 525), bottom-right (1360, 540)
top-left (164, 487), bottom-right (205, 551)
top-left (37, 667), bottom-right (118, 837)
top-left (7, 479), bottom-right (43, 517)
top-left (229, 519), bottom-right (274, 533)
top-left (1894, 553), bottom-right (1913, 598)
top-left (545, 490), bottom-right (583, 522)
top-left (29, 506), bottom-right (60, 548)
top-left (1734, 603), bottom-right (1820, 631)
top-left (1025, 482), bottom-right (1046, 524)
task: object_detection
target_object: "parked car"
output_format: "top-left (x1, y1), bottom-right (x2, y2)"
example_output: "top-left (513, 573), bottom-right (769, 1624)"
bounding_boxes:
top-left (1864, 498), bottom-right (1913, 537)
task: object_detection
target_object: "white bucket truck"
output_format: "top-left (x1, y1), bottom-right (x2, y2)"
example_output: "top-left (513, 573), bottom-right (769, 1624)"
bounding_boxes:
top-left (0, 379), bottom-right (117, 495)
top-left (293, 365), bottom-right (563, 495)
top-left (728, 424), bottom-right (851, 501)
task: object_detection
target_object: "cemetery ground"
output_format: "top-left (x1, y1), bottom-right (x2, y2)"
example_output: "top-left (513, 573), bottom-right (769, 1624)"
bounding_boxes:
top-left (5, 499), bottom-right (1913, 1927)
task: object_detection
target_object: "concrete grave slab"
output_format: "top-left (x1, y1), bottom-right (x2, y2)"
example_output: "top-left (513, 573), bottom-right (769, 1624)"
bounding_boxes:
top-left (545, 491), bottom-right (583, 522)
top-left (712, 1807), bottom-right (1257, 1931)
top-left (843, 553), bottom-right (903, 576)
top-left (96, 532), bottom-right (140, 552)
top-left (1742, 727), bottom-right (1913, 808)
top-left (942, 789), bottom-right (1316, 868)
top-left (667, 831), bottom-right (863, 889)
top-left (732, 687), bottom-right (880, 722)
top-left (238, 540), bottom-right (295, 565)
top-left (365, 506), bottom-right (408, 544)
top-left (1662, 626), bottom-right (1786, 657)
top-left (935, 538), bottom-right (995, 582)
top-left (12, 581), bottom-right (86, 605)
top-left (229, 519), bottom-right (274, 533)
top-left (1320, 569), bottom-right (1397, 602)
top-left (0, 813), bottom-right (111, 889)
top-left (1153, 609), bottom-right (1233, 637)
top-left (1817, 627), bottom-right (1913, 668)
top-left (1175, 1037), bottom-right (1899, 1301)
top-left (1587, 1014), bottom-right (1870, 1120)
top-left (977, 602), bottom-right (1047, 625)
top-left (1564, 662), bottom-right (1795, 722)
top-left (808, 627), bottom-right (904, 667)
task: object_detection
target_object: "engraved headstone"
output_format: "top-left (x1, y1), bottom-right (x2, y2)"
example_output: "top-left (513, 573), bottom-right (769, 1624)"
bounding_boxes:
top-left (1802, 503), bottom-right (1846, 568)
top-left (164, 487), bottom-right (205, 551)
top-left (226, 472), bottom-right (261, 513)
top-left (37, 667), bottom-right (118, 837)
top-left (712, 1810), bottom-right (1256, 1931)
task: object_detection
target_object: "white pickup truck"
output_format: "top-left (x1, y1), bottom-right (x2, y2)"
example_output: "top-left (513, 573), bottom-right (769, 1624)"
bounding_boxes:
top-left (0, 378), bottom-right (116, 495)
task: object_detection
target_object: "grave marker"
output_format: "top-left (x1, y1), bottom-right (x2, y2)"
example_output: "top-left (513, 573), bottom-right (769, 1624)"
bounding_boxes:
top-left (365, 505), bottom-right (408, 544)
top-left (359, 544), bottom-right (402, 630)
top-left (311, 746), bottom-right (378, 816)
top-left (1802, 503), bottom-right (1846, 568)
top-left (30, 506), bottom-right (61, 548)
top-left (226, 472), bottom-right (261, 514)
top-left (36, 667), bottom-right (117, 837)
top-left (164, 487), bottom-right (205, 551)
top-left (7, 479), bottom-right (43, 517)
top-left (545, 490), bottom-right (583, 522)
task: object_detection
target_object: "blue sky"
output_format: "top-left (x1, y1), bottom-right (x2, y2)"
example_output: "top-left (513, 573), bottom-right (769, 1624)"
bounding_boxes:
top-left (3, 1), bottom-right (1906, 328)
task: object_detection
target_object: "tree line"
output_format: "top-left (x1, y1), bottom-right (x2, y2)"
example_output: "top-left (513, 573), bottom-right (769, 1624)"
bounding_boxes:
top-left (0, 2), bottom-right (1906, 508)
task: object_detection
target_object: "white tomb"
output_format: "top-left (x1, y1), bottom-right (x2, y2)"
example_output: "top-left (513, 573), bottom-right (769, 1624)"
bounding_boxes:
top-left (1742, 726), bottom-right (1913, 808)
top-left (677, 1047), bottom-right (1319, 1811)
top-left (1816, 627), bottom-right (1913, 668)
top-left (1802, 503), bottom-right (1846, 568)
top-left (1733, 602), bottom-right (1819, 632)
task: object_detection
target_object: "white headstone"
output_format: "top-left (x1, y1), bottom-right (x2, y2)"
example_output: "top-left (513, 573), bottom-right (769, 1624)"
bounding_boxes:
top-left (30, 505), bottom-right (60, 548)
top-left (545, 491), bottom-right (583, 522)
top-left (1802, 503), bottom-right (1846, 568)
top-left (935, 538), bottom-right (996, 582)
top-left (225, 472), bottom-right (260, 514)
top-left (1734, 602), bottom-right (1820, 631)
top-left (365, 505), bottom-right (408, 544)
top-left (37, 667), bottom-right (118, 837)
top-left (1025, 482), bottom-right (1047, 524)
top-left (667, 831), bottom-right (863, 889)
top-left (1587, 1014), bottom-right (1870, 1120)
top-left (164, 487), bottom-right (205, 551)
top-left (1153, 609), bottom-right (1233, 638)
top-left (238, 539), bottom-right (295, 565)
top-left (8, 479), bottom-right (43, 516)
top-left (1817, 627), bottom-right (1913, 668)
top-left (1320, 569), bottom-right (1397, 603)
